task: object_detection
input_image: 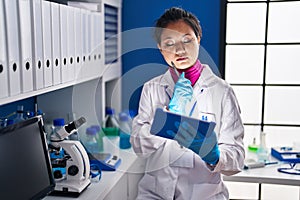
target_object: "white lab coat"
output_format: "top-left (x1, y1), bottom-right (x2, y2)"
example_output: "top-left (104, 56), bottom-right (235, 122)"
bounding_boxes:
top-left (130, 64), bottom-right (245, 200)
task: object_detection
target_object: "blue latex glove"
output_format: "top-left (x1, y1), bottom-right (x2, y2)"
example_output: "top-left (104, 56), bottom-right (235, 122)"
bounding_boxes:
top-left (168, 72), bottom-right (193, 115)
top-left (167, 121), bottom-right (220, 165)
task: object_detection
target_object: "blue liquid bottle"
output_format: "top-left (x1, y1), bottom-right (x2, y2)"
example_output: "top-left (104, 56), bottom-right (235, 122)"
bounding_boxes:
top-left (119, 112), bottom-right (131, 149)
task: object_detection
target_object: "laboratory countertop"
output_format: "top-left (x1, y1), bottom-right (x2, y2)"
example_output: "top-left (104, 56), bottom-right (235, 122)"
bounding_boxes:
top-left (223, 162), bottom-right (300, 186)
top-left (44, 145), bottom-right (143, 200)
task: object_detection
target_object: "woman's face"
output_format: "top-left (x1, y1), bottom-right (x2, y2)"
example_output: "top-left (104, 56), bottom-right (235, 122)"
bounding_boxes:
top-left (158, 20), bottom-right (200, 70)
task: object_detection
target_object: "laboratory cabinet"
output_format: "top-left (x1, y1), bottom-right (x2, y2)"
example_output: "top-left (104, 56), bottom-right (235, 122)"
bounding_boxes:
top-left (0, 0), bottom-right (123, 123)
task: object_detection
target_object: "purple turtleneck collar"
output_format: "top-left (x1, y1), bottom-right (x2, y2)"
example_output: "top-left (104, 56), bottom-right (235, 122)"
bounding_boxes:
top-left (169, 60), bottom-right (204, 86)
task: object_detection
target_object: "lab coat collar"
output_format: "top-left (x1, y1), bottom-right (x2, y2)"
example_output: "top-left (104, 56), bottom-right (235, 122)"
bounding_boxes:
top-left (158, 64), bottom-right (218, 99)
top-left (194, 64), bottom-right (218, 88)
top-left (162, 64), bottom-right (217, 85)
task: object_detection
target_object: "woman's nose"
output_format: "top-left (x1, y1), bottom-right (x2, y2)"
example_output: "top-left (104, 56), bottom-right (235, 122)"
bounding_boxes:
top-left (175, 42), bottom-right (185, 55)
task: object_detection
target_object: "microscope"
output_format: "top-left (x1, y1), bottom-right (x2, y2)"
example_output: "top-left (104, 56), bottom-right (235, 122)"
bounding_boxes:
top-left (49, 117), bottom-right (91, 196)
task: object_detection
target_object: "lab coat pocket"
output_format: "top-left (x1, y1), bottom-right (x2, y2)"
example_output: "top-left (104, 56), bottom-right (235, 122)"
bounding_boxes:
top-left (138, 173), bottom-right (156, 194)
top-left (190, 182), bottom-right (227, 200)
top-left (169, 142), bottom-right (194, 168)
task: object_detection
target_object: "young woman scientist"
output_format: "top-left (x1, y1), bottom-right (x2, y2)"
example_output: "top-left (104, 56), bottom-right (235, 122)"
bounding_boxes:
top-left (130, 7), bottom-right (245, 200)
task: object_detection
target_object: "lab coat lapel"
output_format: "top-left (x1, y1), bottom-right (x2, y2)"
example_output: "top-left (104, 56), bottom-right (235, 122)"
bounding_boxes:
top-left (188, 65), bottom-right (214, 117)
top-left (193, 64), bottom-right (217, 99)
top-left (160, 70), bottom-right (175, 99)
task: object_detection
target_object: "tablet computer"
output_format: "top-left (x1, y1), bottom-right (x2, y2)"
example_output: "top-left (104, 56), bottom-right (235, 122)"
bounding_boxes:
top-left (150, 108), bottom-right (216, 139)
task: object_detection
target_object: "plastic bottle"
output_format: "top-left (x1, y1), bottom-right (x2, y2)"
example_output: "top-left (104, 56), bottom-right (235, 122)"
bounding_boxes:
top-left (85, 127), bottom-right (101, 154)
top-left (104, 107), bottom-right (119, 128)
top-left (102, 107), bottom-right (120, 154)
top-left (119, 112), bottom-right (131, 149)
top-left (123, 109), bottom-right (137, 128)
top-left (102, 107), bottom-right (119, 136)
top-left (90, 125), bottom-right (104, 152)
top-left (257, 131), bottom-right (269, 162)
top-left (49, 118), bottom-right (65, 143)
top-left (248, 137), bottom-right (259, 152)
top-left (13, 105), bottom-right (25, 124)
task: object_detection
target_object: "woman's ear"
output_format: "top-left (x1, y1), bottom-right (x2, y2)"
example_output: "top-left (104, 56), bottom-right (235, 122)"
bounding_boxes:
top-left (197, 36), bottom-right (201, 45)
top-left (157, 44), bottom-right (162, 51)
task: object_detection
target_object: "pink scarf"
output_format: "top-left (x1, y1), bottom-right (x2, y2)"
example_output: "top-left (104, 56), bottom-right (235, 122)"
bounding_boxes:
top-left (169, 60), bottom-right (204, 86)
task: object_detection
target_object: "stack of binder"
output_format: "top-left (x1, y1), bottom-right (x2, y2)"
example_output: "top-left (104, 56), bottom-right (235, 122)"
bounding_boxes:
top-left (0, 0), bottom-right (104, 101)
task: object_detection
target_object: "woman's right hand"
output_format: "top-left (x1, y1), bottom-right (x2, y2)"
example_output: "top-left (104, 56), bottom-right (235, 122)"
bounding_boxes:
top-left (168, 72), bottom-right (193, 115)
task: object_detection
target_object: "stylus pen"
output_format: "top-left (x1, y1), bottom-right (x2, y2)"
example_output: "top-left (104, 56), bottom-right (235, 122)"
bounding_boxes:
top-left (171, 61), bottom-right (180, 78)
top-left (189, 101), bottom-right (197, 117)
top-left (244, 161), bottom-right (278, 170)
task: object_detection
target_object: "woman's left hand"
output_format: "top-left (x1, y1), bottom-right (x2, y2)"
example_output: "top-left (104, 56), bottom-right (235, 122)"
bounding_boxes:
top-left (167, 121), bottom-right (220, 165)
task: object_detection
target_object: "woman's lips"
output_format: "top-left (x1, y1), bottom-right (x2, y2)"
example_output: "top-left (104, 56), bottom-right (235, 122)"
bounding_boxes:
top-left (176, 57), bottom-right (187, 61)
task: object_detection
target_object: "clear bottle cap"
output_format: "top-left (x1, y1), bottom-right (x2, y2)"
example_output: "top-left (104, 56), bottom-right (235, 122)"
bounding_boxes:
top-left (86, 127), bottom-right (97, 135)
top-left (90, 125), bottom-right (101, 132)
top-left (119, 112), bottom-right (129, 122)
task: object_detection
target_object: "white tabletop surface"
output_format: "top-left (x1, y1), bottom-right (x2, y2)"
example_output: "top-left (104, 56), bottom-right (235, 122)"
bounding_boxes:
top-left (223, 162), bottom-right (300, 186)
top-left (44, 139), bottom-right (140, 200)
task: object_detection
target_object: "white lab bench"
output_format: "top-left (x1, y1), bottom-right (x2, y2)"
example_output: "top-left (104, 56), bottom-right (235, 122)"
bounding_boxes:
top-left (44, 146), bottom-right (300, 200)
top-left (223, 161), bottom-right (300, 200)
top-left (44, 147), bottom-right (146, 200)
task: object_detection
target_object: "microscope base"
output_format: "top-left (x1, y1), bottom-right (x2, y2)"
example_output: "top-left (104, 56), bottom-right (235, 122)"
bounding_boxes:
top-left (51, 179), bottom-right (91, 197)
